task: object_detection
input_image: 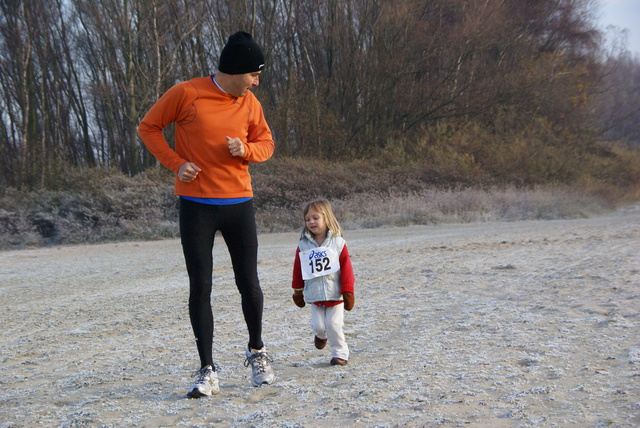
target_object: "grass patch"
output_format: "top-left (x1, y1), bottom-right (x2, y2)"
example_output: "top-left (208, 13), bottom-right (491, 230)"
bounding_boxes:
top-left (0, 159), bottom-right (630, 250)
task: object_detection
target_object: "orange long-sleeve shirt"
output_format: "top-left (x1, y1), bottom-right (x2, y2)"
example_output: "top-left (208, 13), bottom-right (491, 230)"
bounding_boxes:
top-left (137, 76), bottom-right (274, 198)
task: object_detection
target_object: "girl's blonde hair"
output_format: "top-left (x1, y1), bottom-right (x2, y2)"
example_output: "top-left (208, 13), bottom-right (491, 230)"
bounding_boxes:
top-left (302, 199), bottom-right (344, 238)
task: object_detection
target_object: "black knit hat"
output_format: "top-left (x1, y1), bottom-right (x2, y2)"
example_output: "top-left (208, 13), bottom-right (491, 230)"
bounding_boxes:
top-left (218, 31), bottom-right (265, 75)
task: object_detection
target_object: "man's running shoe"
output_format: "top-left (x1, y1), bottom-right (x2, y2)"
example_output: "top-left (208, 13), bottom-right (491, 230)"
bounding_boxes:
top-left (187, 365), bottom-right (219, 397)
top-left (244, 347), bottom-right (275, 387)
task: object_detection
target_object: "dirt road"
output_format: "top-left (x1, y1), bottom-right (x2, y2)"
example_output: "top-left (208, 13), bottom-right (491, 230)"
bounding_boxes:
top-left (1, 207), bottom-right (639, 426)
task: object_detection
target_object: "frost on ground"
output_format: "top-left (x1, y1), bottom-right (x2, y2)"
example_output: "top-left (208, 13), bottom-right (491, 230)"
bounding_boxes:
top-left (0, 207), bottom-right (639, 427)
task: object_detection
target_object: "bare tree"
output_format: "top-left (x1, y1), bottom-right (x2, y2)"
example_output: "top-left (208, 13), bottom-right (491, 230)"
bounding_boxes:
top-left (595, 54), bottom-right (640, 144)
top-left (0, 0), bottom-right (637, 189)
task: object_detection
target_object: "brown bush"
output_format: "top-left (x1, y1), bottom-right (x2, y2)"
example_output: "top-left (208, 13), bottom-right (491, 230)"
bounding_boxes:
top-left (1, 141), bottom-right (636, 249)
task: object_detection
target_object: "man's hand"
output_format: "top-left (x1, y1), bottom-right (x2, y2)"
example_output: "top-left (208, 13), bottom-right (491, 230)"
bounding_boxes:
top-left (178, 162), bottom-right (201, 182)
top-left (226, 136), bottom-right (246, 157)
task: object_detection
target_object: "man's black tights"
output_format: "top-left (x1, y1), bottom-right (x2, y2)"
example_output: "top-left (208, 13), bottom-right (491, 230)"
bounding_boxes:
top-left (179, 198), bottom-right (264, 368)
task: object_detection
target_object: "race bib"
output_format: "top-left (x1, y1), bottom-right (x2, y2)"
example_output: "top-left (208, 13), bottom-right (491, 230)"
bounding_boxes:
top-left (299, 246), bottom-right (340, 280)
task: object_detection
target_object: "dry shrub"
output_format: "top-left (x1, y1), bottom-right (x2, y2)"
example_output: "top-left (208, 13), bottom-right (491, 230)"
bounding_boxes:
top-left (402, 110), bottom-right (640, 194)
top-left (250, 155), bottom-right (619, 234)
top-left (0, 141), bottom-right (635, 249)
top-left (0, 168), bottom-right (178, 248)
top-left (330, 185), bottom-right (610, 230)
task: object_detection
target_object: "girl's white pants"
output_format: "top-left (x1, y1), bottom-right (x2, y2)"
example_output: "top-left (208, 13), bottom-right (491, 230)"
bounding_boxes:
top-left (311, 303), bottom-right (349, 360)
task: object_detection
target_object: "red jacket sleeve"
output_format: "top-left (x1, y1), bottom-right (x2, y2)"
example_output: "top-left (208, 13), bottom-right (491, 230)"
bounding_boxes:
top-left (339, 244), bottom-right (355, 294)
top-left (292, 247), bottom-right (304, 290)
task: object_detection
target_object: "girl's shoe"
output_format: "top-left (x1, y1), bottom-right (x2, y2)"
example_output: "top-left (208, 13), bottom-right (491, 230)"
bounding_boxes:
top-left (314, 336), bottom-right (327, 349)
top-left (330, 357), bottom-right (348, 366)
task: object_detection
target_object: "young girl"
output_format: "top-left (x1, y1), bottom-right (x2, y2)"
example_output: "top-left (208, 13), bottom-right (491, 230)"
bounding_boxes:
top-left (291, 199), bottom-right (355, 366)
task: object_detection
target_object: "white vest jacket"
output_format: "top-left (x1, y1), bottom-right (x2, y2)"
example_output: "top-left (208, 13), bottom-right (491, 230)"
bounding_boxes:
top-left (298, 230), bottom-right (346, 303)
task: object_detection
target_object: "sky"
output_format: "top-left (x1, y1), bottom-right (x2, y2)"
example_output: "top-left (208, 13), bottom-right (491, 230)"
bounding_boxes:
top-left (599, 0), bottom-right (640, 56)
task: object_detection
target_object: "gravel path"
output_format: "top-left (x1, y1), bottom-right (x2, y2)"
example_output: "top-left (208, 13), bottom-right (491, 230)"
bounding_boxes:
top-left (1, 207), bottom-right (639, 427)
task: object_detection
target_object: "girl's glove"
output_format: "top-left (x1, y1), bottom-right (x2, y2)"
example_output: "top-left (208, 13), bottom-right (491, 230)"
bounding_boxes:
top-left (292, 290), bottom-right (305, 308)
top-left (342, 292), bottom-right (354, 311)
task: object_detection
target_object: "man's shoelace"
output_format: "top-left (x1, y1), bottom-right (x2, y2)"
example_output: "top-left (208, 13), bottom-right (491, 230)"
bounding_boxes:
top-left (193, 363), bottom-right (220, 382)
top-left (244, 352), bottom-right (273, 374)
